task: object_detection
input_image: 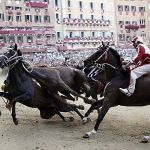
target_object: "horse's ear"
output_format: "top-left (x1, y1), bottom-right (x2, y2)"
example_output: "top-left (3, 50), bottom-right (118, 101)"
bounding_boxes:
top-left (14, 43), bottom-right (17, 51)
top-left (102, 41), bottom-right (105, 47)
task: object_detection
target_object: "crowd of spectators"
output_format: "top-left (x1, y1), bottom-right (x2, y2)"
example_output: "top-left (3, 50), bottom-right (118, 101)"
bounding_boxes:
top-left (24, 47), bottom-right (136, 67)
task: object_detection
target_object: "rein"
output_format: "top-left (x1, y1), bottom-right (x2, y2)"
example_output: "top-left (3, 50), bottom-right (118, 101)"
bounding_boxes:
top-left (95, 47), bottom-right (109, 63)
top-left (2, 50), bottom-right (33, 72)
top-left (90, 46), bottom-right (123, 71)
top-left (22, 60), bottom-right (33, 73)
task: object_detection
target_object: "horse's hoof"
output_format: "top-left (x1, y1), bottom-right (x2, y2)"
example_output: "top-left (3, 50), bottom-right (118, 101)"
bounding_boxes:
top-left (82, 117), bottom-right (91, 124)
top-left (68, 117), bottom-right (74, 122)
top-left (78, 105), bottom-right (84, 110)
top-left (83, 133), bottom-right (90, 138)
top-left (13, 119), bottom-right (18, 125)
top-left (141, 136), bottom-right (149, 143)
top-left (64, 117), bottom-right (74, 122)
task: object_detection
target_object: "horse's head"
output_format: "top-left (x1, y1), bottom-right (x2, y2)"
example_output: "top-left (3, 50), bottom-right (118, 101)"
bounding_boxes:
top-left (84, 41), bottom-right (122, 69)
top-left (84, 41), bottom-right (110, 68)
top-left (0, 43), bottom-right (22, 69)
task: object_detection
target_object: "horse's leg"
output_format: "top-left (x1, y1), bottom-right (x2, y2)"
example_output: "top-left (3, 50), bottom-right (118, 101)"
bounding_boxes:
top-left (83, 97), bottom-right (113, 138)
top-left (61, 92), bottom-right (75, 101)
top-left (57, 111), bottom-right (74, 122)
top-left (11, 102), bottom-right (18, 125)
top-left (74, 108), bottom-right (84, 119)
top-left (82, 99), bottom-right (104, 124)
top-left (58, 79), bottom-right (95, 104)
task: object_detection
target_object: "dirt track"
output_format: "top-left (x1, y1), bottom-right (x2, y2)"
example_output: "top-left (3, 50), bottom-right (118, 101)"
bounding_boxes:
top-left (0, 75), bottom-right (150, 150)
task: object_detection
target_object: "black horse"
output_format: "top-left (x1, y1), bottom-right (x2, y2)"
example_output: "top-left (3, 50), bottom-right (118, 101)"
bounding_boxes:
top-left (0, 45), bottom-right (85, 125)
top-left (82, 42), bottom-right (150, 138)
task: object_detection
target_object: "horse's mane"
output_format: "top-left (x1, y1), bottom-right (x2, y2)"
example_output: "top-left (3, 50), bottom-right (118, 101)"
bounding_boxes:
top-left (109, 47), bottom-right (122, 66)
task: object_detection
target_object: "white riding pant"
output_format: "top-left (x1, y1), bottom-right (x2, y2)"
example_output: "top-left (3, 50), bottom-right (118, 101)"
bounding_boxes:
top-left (128, 64), bottom-right (150, 93)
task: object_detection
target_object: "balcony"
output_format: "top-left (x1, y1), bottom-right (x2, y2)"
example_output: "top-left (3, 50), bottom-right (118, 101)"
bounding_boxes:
top-left (140, 25), bottom-right (146, 28)
top-left (36, 39), bottom-right (43, 45)
top-left (16, 11), bottom-right (21, 15)
top-left (26, 1), bottom-right (48, 8)
top-left (62, 18), bottom-right (110, 27)
top-left (7, 10), bottom-right (13, 15)
top-left (125, 25), bottom-right (139, 30)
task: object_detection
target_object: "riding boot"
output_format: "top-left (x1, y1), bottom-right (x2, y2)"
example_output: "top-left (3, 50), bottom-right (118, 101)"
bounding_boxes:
top-left (119, 71), bottom-right (137, 96)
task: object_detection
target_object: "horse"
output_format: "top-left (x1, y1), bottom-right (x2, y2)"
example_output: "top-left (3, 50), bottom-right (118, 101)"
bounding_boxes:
top-left (82, 42), bottom-right (150, 138)
top-left (0, 46), bottom-right (85, 125)
top-left (74, 62), bottom-right (106, 101)
top-left (83, 64), bottom-right (106, 101)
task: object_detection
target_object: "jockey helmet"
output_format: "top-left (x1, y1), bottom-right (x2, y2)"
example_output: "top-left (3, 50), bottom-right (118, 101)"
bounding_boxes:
top-left (131, 36), bottom-right (144, 44)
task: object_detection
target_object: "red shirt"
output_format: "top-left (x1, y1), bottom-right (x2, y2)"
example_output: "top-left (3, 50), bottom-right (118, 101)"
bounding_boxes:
top-left (133, 44), bottom-right (150, 65)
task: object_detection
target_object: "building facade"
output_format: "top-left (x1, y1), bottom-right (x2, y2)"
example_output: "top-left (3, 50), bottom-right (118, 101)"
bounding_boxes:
top-left (0, 0), bottom-right (56, 53)
top-left (53, 0), bottom-right (117, 50)
top-left (114, 0), bottom-right (149, 47)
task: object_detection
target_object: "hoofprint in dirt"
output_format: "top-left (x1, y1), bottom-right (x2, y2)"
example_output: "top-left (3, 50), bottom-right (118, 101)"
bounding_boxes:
top-left (0, 97), bottom-right (150, 150)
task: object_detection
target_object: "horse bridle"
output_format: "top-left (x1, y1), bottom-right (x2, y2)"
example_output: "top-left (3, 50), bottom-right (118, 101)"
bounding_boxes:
top-left (1, 49), bottom-right (23, 69)
top-left (93, 46), bottom-right (123, 71)
top-left (94, 46), bottom-right (109, 63)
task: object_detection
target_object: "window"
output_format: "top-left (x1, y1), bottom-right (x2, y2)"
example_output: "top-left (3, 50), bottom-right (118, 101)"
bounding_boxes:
top-left (139, 7), bottom-right (145, 12)
top-left (68, 0), bottom-right (71, 7)
top-left (100, 3), bottom-right (104, 9)
top-left (125, 21), bottom-right (130, 25)
top-left (44, 15), bottom-right (50, 23)
top-left (6, 6), bottom-right (13, 10)
top-left (7, 16), bottom-right (13, 21)
top-left (90, 2), bottom-right (93, 9)
top-left (27, 36), bottom-right (33, 43)
top-left (57, 32), bottom-right (60, 39)
top-left (92, 32), bottom-right (95, 37)
top-left (81, 32), bottom-right (84, 37)
top-left (56, 13), bottom-right (59, 20)
top-left (125, 5), bottom-right (129, 11)
top-left (131, 6), bottom-right (136, 12)
top-left (17, 36), bottom-right (23, 43)
top-left (80, 14), bottom-right (83, 19)
top-left (8, 36), bottom-right (15, 43)
top-left (55, 0), bottom-right (58, 6)
top-left (119, 21), bottom-right (124, 25)
top-left (79, 1), bottom-right (83, 9)
top-left (25, 15), bottom-right (32, 22)
top-left (91, 15), bottom-right (94, 20)
top-left (15, 6), bottom-right (22, 10)
top-left (44, 0), bottom-right (49, 3)
top-left (34, 15), bottom-right (41, 23)
top-left (68, 14), bottom-right (71, 19)
top-left (118, 5), bottom-right (123, 11)
top-left (118, 34), bottom-right (125, 41)
top-left (0, 14), bottom-right (4, 21)
top-left (16, 16), bottom-right (21, 22)
top-left (69, 32), bottom-right (73, 38)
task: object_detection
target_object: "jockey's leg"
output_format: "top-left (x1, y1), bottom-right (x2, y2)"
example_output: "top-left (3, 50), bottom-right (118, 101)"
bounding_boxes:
top-left (127, 71), bottom-right (137, 94)
top-left (129, 64), bottom-right (150, 93)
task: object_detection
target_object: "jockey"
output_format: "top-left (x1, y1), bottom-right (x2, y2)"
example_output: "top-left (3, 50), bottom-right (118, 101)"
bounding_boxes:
top-left (119, 36), bottom-right (150, 96)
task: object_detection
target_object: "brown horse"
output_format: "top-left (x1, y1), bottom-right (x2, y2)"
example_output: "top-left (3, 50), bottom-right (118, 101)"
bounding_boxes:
top-left (30, 66), bottom-right (93, 104)
top-left (82, 43), bottom-right (150, 138)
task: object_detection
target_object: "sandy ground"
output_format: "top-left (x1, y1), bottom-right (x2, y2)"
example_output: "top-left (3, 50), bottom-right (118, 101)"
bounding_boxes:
top-left (0, 74), bottom-right (150, 150)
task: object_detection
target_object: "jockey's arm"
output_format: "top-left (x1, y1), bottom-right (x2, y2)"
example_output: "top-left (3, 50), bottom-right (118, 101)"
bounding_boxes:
top-left (132, 45), bottom-right (145, 65)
